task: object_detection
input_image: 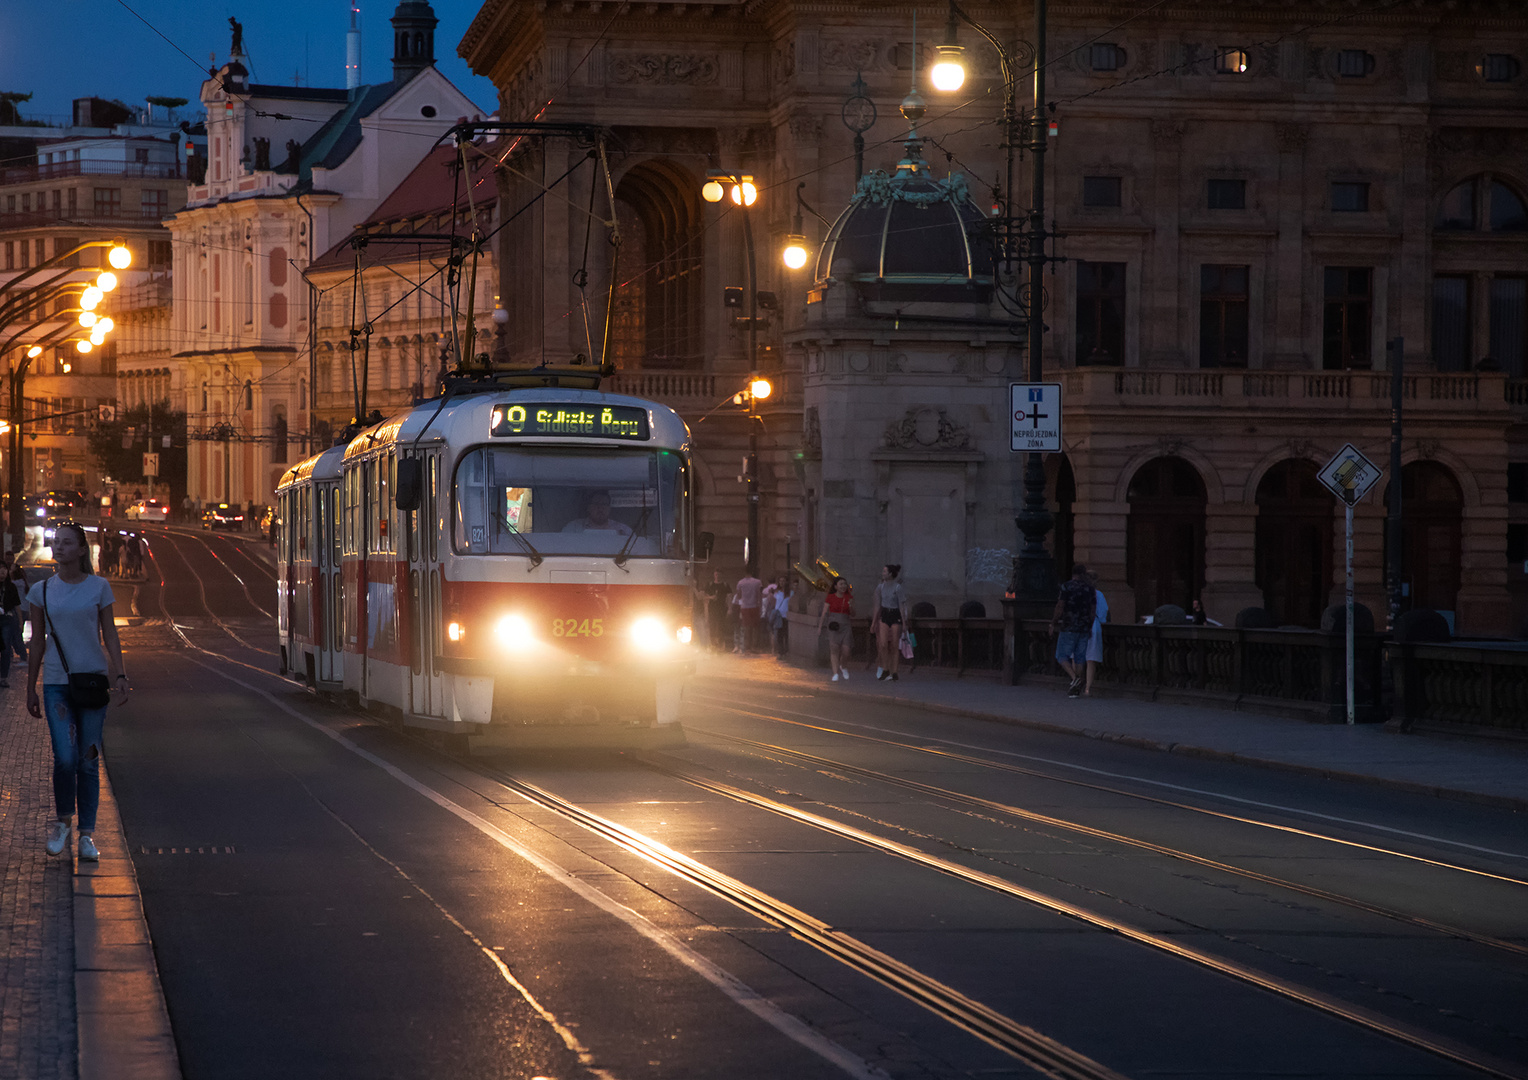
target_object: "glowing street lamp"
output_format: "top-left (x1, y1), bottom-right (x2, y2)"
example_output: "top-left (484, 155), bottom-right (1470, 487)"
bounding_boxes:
top-left (96, 271), bottom-right (119, 292)
top-left (108, 244), bottom-right (132, 270)
top-left (931, 10), bottom-right (967, 92)
top-left (76, 339), bottom-right (93, 354)
top-left (782, 235), bottom-right (809, 270)
top-left (749, 377), bottom-right (773, 400)
top-left (79, 311), bottom-right (98, 328)
top-left (80, 286), bottom-right (103, 311)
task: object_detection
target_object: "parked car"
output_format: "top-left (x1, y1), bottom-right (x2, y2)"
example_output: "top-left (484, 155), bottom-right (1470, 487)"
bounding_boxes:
top-left (202, 503), bottom-right (245, 531)
top-left (126, 498), bottom-right (169, 522)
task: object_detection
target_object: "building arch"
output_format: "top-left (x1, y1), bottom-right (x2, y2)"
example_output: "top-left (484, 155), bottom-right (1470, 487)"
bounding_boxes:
top-left (1383, 461), bottom-right (1464, 616)
top-left (1435, 172), bottom-right (1528, 232)
top-left (1126, 456), bottom-right (1206, 615)
top-left (1110, 444), bottom-right (1225, 505)
top-left (1045, 453), bottom-right (1076, 579)
top-left (611, 158), bottom-right (705, 370)
top-left (1254, 459), bottom-right (1335, 627)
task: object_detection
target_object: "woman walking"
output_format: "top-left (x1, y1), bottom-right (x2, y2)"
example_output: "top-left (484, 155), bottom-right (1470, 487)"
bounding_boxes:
top-left (870, 564), bottom-right (910, 681)
top-left (816, 576), bottom-right (854, 682)
top-left (27, 523), bottom-right (129, 861)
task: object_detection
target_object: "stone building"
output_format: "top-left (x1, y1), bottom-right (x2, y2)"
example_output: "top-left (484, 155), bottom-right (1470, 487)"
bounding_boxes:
top-left (307, 146), bottom-right (499, 441)
top-left (461, 0), bottom-right (1528, 636)
top-left (167, 2), bottom-right (479, 510)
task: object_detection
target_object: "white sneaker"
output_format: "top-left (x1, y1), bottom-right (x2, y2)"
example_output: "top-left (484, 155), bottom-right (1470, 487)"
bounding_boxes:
top-left (831, 673), bottom-right (840, 682)
top-left (876, 667), bottom-right (884, 679)
top-left (46, 821), bottom-right (69, 857)
top-left (840, 671), bottom-right (849, 681)
top-left (78, 834), bottom-right (99, 862)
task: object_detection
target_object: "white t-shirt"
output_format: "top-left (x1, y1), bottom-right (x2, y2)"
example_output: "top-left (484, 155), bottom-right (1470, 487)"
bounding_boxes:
top-left (28, 574), bottom-right (114, 685)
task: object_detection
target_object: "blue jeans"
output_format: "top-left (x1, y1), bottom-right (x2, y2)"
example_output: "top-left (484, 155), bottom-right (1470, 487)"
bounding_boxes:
top-left (1055, 631), bottom-right (1090, 668)
top-left (43, 685), bottom-right (106, 831)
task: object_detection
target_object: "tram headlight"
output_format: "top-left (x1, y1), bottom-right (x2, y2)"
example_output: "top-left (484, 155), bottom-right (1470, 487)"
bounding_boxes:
top-left (676, 625), bottom-right (693, 645)
top-left (447, 620), bottom-right (466, 642)
top-left (495, 614), bottom-right (533, 649)
top-left (630, 616), bottom-right (668, 652)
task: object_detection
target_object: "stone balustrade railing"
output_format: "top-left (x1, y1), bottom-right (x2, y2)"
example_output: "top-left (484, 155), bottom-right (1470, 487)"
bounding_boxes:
top-left (1389, 642), bottom-right (1528, 734)
top-left (1059, 368), bottom-right (1508, 415)
top-left (602, 372), bottom-right (719, 403)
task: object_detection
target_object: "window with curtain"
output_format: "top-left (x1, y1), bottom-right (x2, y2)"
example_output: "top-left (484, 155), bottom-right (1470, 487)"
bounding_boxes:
top-left (1491, 277), bottom-right (1527, 377)
top-left (1076, 261), bottom-right (1126, 365)
top-left (1323, 267), bottom-right (1372, 369)
top-left (1431, 276), bottom-right (1472, 371)
top-left (1199, 265), bottom-right (1249, 367)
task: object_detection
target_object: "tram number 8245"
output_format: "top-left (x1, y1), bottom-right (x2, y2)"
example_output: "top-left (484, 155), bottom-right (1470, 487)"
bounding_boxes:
top-left (553, 618), bottom-right (605, 638)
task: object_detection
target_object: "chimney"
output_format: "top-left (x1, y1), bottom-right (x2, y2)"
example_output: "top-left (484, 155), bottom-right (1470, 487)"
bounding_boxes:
top-left (346, 4), bottom-right (362, 90)
top-left (390, 1), bottom-right (438, 85)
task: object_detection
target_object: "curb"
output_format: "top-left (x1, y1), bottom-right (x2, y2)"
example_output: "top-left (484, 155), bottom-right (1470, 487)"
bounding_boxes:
top-left (74, 764), bottom-right (181, 1080)
top-left (718, 671), bottom-right (1528, 814)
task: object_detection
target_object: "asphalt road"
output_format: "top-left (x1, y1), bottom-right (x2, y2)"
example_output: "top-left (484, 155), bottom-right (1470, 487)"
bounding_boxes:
top-left (100, 532), bottom-right (1528, 1080)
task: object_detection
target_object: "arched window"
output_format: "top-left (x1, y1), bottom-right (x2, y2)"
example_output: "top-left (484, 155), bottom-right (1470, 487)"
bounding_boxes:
top-left (1255, 460), bottom-right (1334, 627)
top-left (1126, 457), bottom-right (1206, 616)
top-left (244, 379), bottom-right (253, 411)
top-left (611, 161), bottom-right (705, 370)
top-left (299, 378), bottom-right (307, 411)
top-left (1436, 174), bottom-right (1528, 232)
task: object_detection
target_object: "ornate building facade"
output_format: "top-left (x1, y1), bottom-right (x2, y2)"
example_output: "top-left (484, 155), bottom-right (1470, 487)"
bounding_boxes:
top-left (462, 0), bottom-right (1528, 635)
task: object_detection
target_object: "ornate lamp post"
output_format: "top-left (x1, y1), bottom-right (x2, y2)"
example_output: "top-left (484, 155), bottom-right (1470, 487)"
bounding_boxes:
top-left (702, 170), bottom-right (765, 576)
top-left (930, 0), bottom-right (1056, 612)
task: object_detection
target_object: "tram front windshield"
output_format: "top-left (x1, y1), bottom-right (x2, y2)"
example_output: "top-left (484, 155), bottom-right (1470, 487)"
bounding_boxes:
top-left (454, 446), bottom-right (688, 558)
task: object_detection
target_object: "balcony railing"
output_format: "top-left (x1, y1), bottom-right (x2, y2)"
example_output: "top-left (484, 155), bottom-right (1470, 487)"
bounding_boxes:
top-left (1061, 367), bottom-right (1507, 415)
top-left (602, 371), bottom-right (719, 402)
top-left (0, 208), bottom-right (172, 230)
top-left (2, 160), bottom-right (184, 183)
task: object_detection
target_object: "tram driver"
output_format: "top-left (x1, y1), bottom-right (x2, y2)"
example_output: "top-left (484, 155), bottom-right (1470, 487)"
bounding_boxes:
top-left (561, 489), bottom-right (634, 537)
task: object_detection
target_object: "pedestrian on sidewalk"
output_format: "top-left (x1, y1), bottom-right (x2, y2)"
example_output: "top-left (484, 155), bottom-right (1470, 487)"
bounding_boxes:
top-left (871, 564), bottom-right (909, 681)
top-left (1050, 563), bottom-right (1096, 698)
top-left (1190, 599), bottom-right (1222, 627)
top-left (7, 560), bottom-right (28, 663)
top-left (735, 569), bottom-right (763, 654)
top-left (705, 570), bottom-right (728, 651)
top-left (1085, 576), bottom-right (1108, 697)
top-left (26, 522), bottom-right (129, 863)
top-left (0, 555), bottom-right (23, 687)
top-left (767, 575), bottom-right (792, 657)
top-left (816, 576), bottom-right (854, 681)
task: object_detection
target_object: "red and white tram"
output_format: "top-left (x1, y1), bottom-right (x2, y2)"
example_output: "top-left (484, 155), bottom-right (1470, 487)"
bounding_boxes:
top-left (275, 383), bottom-right (700, 749)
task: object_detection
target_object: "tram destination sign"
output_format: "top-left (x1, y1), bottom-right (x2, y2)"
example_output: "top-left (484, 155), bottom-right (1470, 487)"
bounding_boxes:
top-left (490, 403), bottom-right (650, 441)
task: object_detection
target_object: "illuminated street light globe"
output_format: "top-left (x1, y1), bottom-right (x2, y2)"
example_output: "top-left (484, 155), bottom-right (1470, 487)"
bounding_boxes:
top-left (26, 345), bottom-right (42, 358)
top-left (782, 235), bottom-right (809, 270)
top-left (80, 286), bottom-right (103, 311)
top-left (108, 244), bottom-right (132, 270)
top-left (76, 339), bottom-right (93, 354)
top-left (750, 377), bottom-right (773, 400)
top-left (95, 317), bottom-right (115, 335)
top-left (701, 178), bottom-right (725, 203)
top-left (730, 178), bottom-right (758, 207)
top-left (89, 328), bottom-right (107, 346)
top-left (931, 45), bottom-right (967, 92)
top-left (79, 311), bottom-right (98, 328)
top-left (96, 271), bottom-right (119, 292)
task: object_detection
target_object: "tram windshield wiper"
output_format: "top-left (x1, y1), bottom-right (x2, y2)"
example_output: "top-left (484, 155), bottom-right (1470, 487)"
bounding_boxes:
top-left (612, 503), bottom-right (653, 570)
top-left (495, 512), bottom-right (544, 568)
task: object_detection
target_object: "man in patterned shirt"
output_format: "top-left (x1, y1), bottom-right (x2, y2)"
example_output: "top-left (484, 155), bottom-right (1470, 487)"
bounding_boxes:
top-left (1050, 564), bottom-right (1097, 698)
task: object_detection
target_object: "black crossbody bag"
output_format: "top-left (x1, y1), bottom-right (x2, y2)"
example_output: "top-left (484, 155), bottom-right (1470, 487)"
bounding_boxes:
top-left (43, 578), bottom-right (112, 709)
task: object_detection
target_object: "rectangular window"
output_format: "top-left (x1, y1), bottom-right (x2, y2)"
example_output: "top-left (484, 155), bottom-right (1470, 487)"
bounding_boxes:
top-left (1323, 267), bottom-right (1372, 369)
top-left (134, 147), bottom-right (149, 165)
top-left (1082, 176), bottom-right (1122, 208)
top-left (1509, 523), bottom-right (1528, 565)
top-left (148, 240), bottom-right (172, 267)
top-left (1508, 463), bottom-right (1528, 504)
top-left (1332, 182), bottom-right (1370, 212)
top-left (67, 188), bottom-right (76, 213)
top-left (1076, 261), bottom-right (1127, 365)
top-left (34, 239), bottom-right (44, 266)
top-left (1206, 178), bottom-right (1246, 210)
top-left (1214, 48), bottom-right (1249, 74)
top-left (93, 187), bottom-right (121, 217)
top-left (141, 189), bottom-right (168, 218)
top-left (3, 242), bottom-right (11, 271)
top-left (50, 190), bottom-right (60, 210)
top-left (1200, 265), bottom-right (1250, 367)
top-left (1337, 50), bottom-right (1375, 77)
top-left (20, 193), bottom-right (30, 213)
top-left (1490, 276), bottom-right (1527, 378)
top-left (1480, 54), bottom-right (1522, 82)
top-left (1431, 275), bottom-right (1472, 371)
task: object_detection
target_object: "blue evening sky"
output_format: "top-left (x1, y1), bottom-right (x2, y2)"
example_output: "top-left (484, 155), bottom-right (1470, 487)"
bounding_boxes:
top-left (1, 1), bottom-right (498, 123)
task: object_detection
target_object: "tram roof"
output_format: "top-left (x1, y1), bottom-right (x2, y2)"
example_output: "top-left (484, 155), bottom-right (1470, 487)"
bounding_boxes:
top-left (276, 442), bottom-right (346, 490)
top-left (342, 387), bottom-right (691, 462)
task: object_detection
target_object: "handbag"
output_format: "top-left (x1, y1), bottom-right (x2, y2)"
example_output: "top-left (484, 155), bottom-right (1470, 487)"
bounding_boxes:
top-left (42, 579), bottom-right (112, 709)
top-left (899, 631), bottom-right (915, 660)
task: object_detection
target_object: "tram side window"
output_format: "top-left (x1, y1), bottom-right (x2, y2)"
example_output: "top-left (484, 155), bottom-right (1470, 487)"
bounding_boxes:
top-left (343, 469), bottom-right (360, 556)
top-left (451, 447), bottom-right (690, 558)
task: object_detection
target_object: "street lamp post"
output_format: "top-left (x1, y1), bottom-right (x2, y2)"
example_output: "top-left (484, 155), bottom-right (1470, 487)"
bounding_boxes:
top-left (931, 0), bottom-right (1056, 612)
top-left (1, 240), bottom-right (131, 554)
top-left (702, 171), bottom-right (764, 576)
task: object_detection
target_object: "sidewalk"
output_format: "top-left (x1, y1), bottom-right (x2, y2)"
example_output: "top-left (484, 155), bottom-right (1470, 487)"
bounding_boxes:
top-left (0, 689), bottom-right (179, 1080)
top-left (692, 653), bottom-right (1528, 811)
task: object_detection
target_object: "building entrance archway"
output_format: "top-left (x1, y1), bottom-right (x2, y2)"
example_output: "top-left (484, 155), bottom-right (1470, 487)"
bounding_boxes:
top-left (1255, 459), bottom-right (1334, 627)
top-left (1385, 462), bottom-right (1464, 616)
top-left (1127, 457), bottom-right (1206, 616)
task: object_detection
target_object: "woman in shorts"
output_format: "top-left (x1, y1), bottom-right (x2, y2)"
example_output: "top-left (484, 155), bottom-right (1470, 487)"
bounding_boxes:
top-left (816, 577), bottom-right (854, 681)
top-left (870, 564), bottom-right (909, 681)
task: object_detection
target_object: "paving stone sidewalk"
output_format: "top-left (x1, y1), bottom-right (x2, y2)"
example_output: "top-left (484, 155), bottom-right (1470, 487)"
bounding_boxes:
top-left (694, 652), bottom-right (1528, 811)
top-left (0, 682), bottom-right (180, 1080)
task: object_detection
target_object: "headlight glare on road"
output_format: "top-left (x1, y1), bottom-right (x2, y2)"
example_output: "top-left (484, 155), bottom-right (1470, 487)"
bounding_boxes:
top-left (630, 616), bottom-right (667, 651)
top-left (495, 614), bottom-right (533, 648)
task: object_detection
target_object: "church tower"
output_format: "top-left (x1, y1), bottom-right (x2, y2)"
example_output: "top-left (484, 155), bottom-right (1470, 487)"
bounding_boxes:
top-left (390, 1), bottom-right (438, 84)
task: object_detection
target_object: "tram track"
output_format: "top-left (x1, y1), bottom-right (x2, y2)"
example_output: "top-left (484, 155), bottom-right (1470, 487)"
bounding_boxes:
top-left (180, 529), bottom-right (275, 618)
top-left (681, 726), bottom-right (1528, 959)
top-left (692, 694), bottom-right (1528, 883)
top-left (142, 528), bottom-right (274, 655)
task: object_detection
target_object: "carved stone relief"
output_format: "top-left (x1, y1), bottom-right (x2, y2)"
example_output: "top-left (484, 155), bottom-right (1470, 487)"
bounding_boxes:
top-left (607, 52), bottom-right (720, 85)
top-left (884, 407), bottom-right (973, 451)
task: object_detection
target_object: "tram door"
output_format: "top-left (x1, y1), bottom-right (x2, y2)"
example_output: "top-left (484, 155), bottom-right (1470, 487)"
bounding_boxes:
top-left (408, 451), bottom-right (444, 717)
top-left (315, 480), bottom-right (342, 684)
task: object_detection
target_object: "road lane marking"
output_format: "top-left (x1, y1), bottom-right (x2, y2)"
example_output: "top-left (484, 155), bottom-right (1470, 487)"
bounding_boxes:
top-left (693, 691), bottom-right (1528, 866)
top-left (178, 654), bottom-right (889, 1080)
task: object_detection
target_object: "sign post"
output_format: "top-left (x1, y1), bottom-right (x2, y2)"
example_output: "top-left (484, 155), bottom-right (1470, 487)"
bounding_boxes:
top-left (1318, 444), bottom-right (1382, 724)
top-left (142, 452), bottom-right (160, 483)
top-left (1009, 383), bottom-right (1062, 453)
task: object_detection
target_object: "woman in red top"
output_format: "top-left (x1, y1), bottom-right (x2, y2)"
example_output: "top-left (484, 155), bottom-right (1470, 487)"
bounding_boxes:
top-left (815, 577), bottom-right (855, 682)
